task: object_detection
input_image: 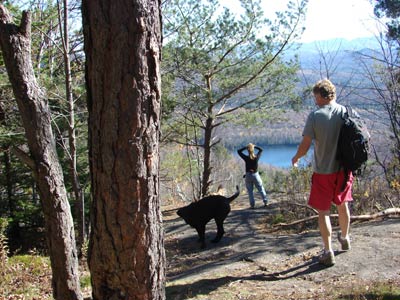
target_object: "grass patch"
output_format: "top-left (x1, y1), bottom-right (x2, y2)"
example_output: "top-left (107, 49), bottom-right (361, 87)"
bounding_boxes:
top-left (9, 254), bottom-right (50, 275)
top-left (1, 254), bottom-right (92, 299)
top-left (1, 255), bottom-right (53, 299)
top-left (335, 281), bottom-right (400, 300)
top-left (270, 213), bottom-right (286, 224)
top-left (80, 273), bottom-right (91, 289)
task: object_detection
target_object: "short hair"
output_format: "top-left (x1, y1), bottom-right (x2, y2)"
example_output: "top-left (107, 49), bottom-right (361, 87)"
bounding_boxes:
top-left (312, 79), bottom-right (336, 100)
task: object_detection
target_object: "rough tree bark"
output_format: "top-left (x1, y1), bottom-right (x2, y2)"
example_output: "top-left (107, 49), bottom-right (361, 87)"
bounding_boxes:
top-left (82, 0), bottom-right (165, 299)
top-left (0, 5), bottom-right (82, 300)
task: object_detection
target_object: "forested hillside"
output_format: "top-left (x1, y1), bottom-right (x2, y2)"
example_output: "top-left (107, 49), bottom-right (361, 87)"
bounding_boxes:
top-left (0, 0), bottom-right (399, 299)
top-left (218, 36), bottom-right (389, 148)
top-left (219, 107), bottom-right (389, 149)
top-left (217, 108), bottom-right (317, 147)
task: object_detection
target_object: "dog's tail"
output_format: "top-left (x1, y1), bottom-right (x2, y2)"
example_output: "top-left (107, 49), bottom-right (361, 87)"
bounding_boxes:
top-left (227, 185), bottom-right (240, 203)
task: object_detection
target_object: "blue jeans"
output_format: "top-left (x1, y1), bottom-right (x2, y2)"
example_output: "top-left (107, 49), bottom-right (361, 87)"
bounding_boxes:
top-left (245, 172), bottom-right (268, 207)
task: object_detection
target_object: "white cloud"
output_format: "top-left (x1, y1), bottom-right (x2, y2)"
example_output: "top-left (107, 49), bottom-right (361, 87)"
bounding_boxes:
top-left (299, 0), bottom-right (380, 42)
top-left (219, 0), bottom-right (382, 42)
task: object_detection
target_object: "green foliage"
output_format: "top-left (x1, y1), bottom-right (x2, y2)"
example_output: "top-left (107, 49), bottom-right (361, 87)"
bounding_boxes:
top-left (10, 255), bottom-right (50, 275)
top-left (162, 0), bottom-right (308, 194)
top-left (0, 0), bottom-right (88, 253)
top-left (260, 164), bottom-right (312, 195)
top-left (374, 0), bottom-right (400, 40)
top-left (265, 169), bottom-right (288, 193)
top-left (162, 145), bottom-right (195, 182)
top-left (0, 77), bottom-right (25, 147)
top-left (0, 218), bottom-right (8, 234)
top-left (161, 144), bottom-right (203, 200)
top-left (270, 213), bottom-right (286, 225)
top-left (80, 273), bottom-right (91, 289)
top-left (0, 38), bottom-right (45, 250)
top-left (163, 0), bottom-right (306, 118)
top-left (0, 218), bottom-right (9, 269)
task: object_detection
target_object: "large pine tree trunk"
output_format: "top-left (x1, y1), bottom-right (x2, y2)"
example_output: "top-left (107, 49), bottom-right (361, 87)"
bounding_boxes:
top-left (0, 6), bottom-right (82, 300)
top-left (82, 1), bottom-right (165, 299)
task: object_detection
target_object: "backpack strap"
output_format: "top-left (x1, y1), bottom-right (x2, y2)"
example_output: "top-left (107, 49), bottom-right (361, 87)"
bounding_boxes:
top-left (341, 105), bottom-right (353, 120)
top-left (339, 104), bottom-right (351, 191)
top-left (346, 105), bottom-right (354, 118)
top-left (341, 105), bottom-right (347, 120)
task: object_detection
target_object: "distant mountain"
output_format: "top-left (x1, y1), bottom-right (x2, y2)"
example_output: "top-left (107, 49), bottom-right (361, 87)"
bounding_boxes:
top-left (288, 36), bottom-right (383, 107)
top-left (297, 36), bottom-right (380, 53)
top-left (294, 36), bottom-right (381, 70)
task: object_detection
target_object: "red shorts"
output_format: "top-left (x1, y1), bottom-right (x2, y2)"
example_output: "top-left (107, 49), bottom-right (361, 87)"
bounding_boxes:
top-left (308, 171), bottom-right (353, 211)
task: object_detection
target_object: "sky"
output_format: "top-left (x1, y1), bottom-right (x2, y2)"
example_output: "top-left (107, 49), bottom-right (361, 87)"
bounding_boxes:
top-left (299, 0), bottom-right (380, 43)
top-left (219, 0), bottom-right (382, 43)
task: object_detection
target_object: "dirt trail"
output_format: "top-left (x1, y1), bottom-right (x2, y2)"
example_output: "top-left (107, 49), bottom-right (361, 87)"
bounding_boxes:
top-left (163, 195), bottom-right (400, 300)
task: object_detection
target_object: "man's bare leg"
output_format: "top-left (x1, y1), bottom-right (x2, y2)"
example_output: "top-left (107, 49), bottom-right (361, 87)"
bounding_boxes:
top-left (318, 210), bottom-right (332, 251)
top-left (337, 202), bottom-right (350, 239)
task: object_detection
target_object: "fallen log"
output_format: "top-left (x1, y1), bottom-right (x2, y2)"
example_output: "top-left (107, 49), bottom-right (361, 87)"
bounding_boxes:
top-left (273, 208), bottom-right (400, 228)
top-left (349, 207), bottom-right (400, 221)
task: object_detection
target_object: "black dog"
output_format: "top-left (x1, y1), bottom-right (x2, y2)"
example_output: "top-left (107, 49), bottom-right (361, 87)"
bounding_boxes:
top-left (177, 186), bottom-right (240, 248)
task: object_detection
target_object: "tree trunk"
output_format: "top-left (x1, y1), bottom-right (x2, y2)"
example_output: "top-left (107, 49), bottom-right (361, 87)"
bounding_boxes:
top-left (201, 116), bottom-right (214, 197)
top-left (82, 0), bottom-right (165, 299)
top-left (201, 75), bottom-right (214, 197)
top-left (58, 0), bottom-right (85, 257)
top-left (0, 6), bottom-right (82, 300)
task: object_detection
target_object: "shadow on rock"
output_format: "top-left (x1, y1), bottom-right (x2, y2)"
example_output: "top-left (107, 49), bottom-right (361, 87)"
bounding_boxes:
top-left (166, 256), bottom-right (334, 300)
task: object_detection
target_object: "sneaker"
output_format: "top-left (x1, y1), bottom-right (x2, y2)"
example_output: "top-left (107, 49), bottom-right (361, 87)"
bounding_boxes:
top-left (318, 250), bottom-right (335, 267)
top-left (263, 202), bottom-right (268, 207)
top-left (338, 232), bottom-right (351, 251)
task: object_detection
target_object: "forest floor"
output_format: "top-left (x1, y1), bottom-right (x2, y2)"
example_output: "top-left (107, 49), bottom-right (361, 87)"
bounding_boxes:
top-left (163, 193), bottom-right (400, 300)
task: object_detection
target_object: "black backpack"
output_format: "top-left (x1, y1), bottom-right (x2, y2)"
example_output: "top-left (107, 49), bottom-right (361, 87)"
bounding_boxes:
top-left (336, 105), bottom-right (370, 176)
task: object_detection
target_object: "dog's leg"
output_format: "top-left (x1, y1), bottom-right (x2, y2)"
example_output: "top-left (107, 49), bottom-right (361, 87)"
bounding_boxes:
top-left (195, 225), bottom-right (206, 248)
top-left (211, 217), bottom-right (225, 243)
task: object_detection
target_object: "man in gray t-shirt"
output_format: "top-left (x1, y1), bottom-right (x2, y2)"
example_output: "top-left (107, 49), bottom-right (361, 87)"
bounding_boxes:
top-left (302, 101), bottom-right (345, 174)
top-left (292, 79), bottom-right (354, 267)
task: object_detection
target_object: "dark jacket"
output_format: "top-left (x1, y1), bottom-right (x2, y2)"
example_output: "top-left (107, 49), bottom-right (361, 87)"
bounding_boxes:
top-left (237, 146), bottom-right (263, 173)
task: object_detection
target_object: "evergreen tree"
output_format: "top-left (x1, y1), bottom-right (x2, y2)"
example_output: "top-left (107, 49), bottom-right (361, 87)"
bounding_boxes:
top-left (374, 0), bottom-right (400, 41)
top-left (162, 0), bottom-right (307, 197)
top-left (0, 1), bottom-right (44, 252)
top-left (0, 4), bottom-right (82, 299)
top-left (0, 0), bottom-right (88, 253)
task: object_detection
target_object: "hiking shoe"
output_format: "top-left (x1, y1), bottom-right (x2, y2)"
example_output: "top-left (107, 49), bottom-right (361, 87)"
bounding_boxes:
top-left (318, 250), bottom-right (335, 267)
top-left (338, 232), bottom-right (351, 251)
top-left (263, 201), bottom-right (269, 207)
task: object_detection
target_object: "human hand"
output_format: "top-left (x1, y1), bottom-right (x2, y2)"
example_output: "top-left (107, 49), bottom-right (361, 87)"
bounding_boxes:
top-left (291, 156), bottom-right (299, 167)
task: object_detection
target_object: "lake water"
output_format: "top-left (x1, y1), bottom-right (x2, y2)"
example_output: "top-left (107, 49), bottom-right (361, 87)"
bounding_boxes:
top-left (233, 144), bottom-right (313, 168)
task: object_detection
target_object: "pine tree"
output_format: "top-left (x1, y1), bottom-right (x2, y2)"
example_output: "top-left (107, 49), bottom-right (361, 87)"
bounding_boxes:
top-left (162, 0), bottom-right (307, 197)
